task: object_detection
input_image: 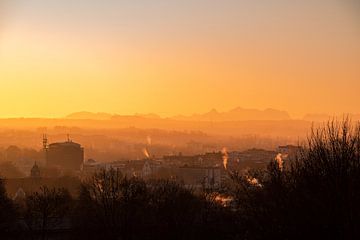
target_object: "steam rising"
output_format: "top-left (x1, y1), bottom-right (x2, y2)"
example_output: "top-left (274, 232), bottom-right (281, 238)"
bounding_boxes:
top-left (221, 147), bottom-right (228, 170)
top-left (143, 148), bottom-right (150, 159)
top-left (275, 153), bottom-right (283, 171)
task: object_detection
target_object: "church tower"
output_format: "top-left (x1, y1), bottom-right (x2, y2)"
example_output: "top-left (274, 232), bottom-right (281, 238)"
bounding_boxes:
top-left (30, 162), bottom-right (41, 178)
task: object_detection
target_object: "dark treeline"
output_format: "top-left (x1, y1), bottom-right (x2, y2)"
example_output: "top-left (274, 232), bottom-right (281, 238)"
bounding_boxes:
top-left (1, 120), bottom-right (360, 240)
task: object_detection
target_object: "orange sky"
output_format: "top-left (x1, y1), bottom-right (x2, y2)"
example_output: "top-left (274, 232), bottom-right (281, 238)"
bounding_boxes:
top-left (0, 1), bottom-right (359, 118)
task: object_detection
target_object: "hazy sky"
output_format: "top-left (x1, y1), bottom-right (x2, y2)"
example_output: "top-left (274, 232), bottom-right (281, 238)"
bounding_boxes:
top-left (0, 0), bottom-right (359, 118)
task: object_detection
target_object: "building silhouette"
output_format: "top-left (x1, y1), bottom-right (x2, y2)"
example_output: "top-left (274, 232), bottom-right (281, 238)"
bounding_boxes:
top-left (30, 162), bottom-right (41, 178)
top-left (44, 136), bottom-right (84, 171)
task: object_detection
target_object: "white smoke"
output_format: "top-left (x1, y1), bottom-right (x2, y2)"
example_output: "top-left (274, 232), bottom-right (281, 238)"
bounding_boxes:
top-left (275, 153), bottom-right (284, 171)
top-left (221, 147), bottom-right (228, 170)
top-left (142, 148), bottom-right (150, 159)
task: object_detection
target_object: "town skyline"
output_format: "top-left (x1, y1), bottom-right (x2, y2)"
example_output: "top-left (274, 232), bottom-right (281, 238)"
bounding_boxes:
top-left (1, 1), bottom-right (360, 239)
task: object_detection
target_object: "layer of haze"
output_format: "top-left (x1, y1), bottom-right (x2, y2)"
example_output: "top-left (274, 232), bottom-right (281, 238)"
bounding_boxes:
top-left (0, 0), bottom-right (359, 118)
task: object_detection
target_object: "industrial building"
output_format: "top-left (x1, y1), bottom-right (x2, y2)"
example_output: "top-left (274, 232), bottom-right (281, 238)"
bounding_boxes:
top-left (44, 135), bottom-right (84, 171)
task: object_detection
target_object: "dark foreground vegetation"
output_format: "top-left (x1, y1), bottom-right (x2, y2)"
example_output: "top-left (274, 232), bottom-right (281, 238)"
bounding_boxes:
top-left (0, 120), bottom-right (360, 240)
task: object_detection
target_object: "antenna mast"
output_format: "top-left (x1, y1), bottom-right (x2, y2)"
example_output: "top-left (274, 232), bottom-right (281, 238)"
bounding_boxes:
top-left (43, 134), bottom-right (48, 165)
top-left (43, 134), bottom-right (48, 150)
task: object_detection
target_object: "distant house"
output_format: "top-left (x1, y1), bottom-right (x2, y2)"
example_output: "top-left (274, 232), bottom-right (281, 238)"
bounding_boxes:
top-left (227, 149), bottom-right (277, 170)
top-left (142, 161), bottom-right (153, 177)
top-left (82, 159), bottom-right (104, 176)
top-left (278, 145), bottom-right (302, 158)
top-left (173, 166), bottom-right (222, 190)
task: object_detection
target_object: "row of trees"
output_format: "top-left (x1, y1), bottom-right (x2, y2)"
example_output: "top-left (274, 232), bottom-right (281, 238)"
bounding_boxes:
top-left (1, 170), bottom-right (235, 240)
top-left (0, 120), bottom-right (360, 240)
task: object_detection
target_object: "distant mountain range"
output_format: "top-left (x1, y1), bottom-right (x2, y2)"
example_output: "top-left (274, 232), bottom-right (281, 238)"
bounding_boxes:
top-left (66, 112), bottom-right (113, 120)
top-left (0, 108), bottom-right (357, 140)
top-left (66, 111), bottom-right (161, 120)
top-left (66, 107), bottom-right (291, 121)
top-left (66, 108), bottom-right (360, 122)
top-left (172, 107), bottom-right (291, 121)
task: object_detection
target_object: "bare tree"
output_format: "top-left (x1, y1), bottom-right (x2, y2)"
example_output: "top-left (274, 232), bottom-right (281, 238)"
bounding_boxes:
top-left (74, 168), bottom-right (148, 240)
top-left (25, 186), bottom-right (72, 240)
top-left (228, 119), bottom-right (360, 240)
top-left (147, 179), bottom-right (201, 240)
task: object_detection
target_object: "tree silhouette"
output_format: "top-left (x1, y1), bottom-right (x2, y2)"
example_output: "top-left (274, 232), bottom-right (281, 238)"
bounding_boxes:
top-left (74, 169), bottom-right (231, 240)
top-left (228, 119), bottom-right (360, 240)
top-left (0, 178), bottom-right (17, 238)
top-left (147, 179), bottom-right (201, 240)
top-left (25, 186), bottom-right (72, 240)
top-left (74, 168), bottom-right (149, 240)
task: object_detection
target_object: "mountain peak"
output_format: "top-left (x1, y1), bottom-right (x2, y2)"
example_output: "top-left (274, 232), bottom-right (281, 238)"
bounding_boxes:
top-left (173, 107), bottom-right (291, 121)
top-left (207, 108), bottom-right (219, 114)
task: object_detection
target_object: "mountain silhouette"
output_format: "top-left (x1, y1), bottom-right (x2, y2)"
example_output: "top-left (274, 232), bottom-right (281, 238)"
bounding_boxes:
top-left (66, 112), bottom-right (161, 120)
top-left (66, 112), bottom-right (113, 120)
top-left (173, 107), bottom-right (291, 121)
top-left (67, 107), bottom-right (291, 121)
top-left (66, 108), bottom-right (359, 122)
